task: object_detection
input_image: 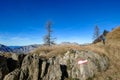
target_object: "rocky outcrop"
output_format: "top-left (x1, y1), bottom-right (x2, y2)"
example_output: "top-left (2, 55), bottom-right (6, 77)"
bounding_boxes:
top-left (3, 50), bottom-right (109, 80)
top-left (44, 50), bottom-right (109, 80)
top-left (0, 53), bottom-right (26, 80)
top-left (0, 55), bottom-right (9, 80)
top-left (3, 69), bottom-right (21, 80)
top-left (11, 53), bottom-right (26, 67)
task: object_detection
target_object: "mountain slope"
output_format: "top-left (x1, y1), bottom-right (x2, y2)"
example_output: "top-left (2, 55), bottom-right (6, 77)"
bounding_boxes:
top-left (13, 44), bottom-right (40, 53)
top-left (106, 26), bottom-right (120, 46)
top-left (0, 44), bottom-right (13, 52)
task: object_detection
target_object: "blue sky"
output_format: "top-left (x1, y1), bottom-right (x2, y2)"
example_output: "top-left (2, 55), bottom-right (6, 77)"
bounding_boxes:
top-left (0, 0), bottom-right (120, 46)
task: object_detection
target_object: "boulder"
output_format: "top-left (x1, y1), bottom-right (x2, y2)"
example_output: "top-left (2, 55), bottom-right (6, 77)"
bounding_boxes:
top-left (3, 50), bottom-right (109, 80)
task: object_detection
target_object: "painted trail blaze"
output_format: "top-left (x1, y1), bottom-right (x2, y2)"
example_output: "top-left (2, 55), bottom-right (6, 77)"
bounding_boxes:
top-left (78, 59), bottom-right (88, 65)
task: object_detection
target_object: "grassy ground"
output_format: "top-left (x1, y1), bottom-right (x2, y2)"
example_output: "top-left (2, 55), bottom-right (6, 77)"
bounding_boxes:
top-left (31, 44), bottom-right (86, 58)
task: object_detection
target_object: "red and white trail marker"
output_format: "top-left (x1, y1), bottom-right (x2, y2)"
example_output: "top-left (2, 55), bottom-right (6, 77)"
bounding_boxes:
top-left (78, 59), bottom-right (88, 65)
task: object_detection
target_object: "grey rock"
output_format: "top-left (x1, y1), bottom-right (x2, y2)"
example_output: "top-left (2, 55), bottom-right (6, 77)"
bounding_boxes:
top-left (0, 55), bottom-right (9, 80)
top-left (3, 50), bottom-right (109, 80)
top-left (3, 69), bottom-right (21, 80)
top-left (11, 53), bottom-right (26, 67)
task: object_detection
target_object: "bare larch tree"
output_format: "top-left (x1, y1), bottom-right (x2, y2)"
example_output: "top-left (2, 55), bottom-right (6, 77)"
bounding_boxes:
top-left (93, 26), bottom-right (100, 40)
top-left (44, 21), bottom-right (55, 46)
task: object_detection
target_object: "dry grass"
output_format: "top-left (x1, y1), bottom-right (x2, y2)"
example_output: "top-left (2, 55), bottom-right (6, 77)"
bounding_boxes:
top-left (0, 52), bottom-right (12, 58)
top-left (106, 26), bottom-right (120, 46)
top-left (31, 44), bottom-right (86, 58)
top-left (83, 43), bottom-right (106, 54)
top-left (92, 45), bottom-right (120, 80)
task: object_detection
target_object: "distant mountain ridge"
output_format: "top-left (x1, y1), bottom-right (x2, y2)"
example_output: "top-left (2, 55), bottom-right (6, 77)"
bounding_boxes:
top-left (0, 44), bottom-right (40, 53)
top-left (13, 44), bottom-right (40, 53)
top-left (0, 44), bottom-right (13, 52)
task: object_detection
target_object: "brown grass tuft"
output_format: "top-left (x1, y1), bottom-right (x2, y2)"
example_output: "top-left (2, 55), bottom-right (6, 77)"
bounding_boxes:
top-left (106, 26), bottom-right (120, 46)
top-left (31, 44), bottom-right (85, 58)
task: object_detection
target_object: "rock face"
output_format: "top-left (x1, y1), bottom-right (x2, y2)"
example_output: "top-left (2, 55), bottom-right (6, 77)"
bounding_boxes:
top-left (3, 69), bottom-right (21, 80)
top-left (11, 53), bottom-right (26, 67)
top-left (0, 53), bottom-right (26, 80)
top-left (0, 55), bottom-right (9, 80)
top-left (3, 50), bottom-right (109, 80)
